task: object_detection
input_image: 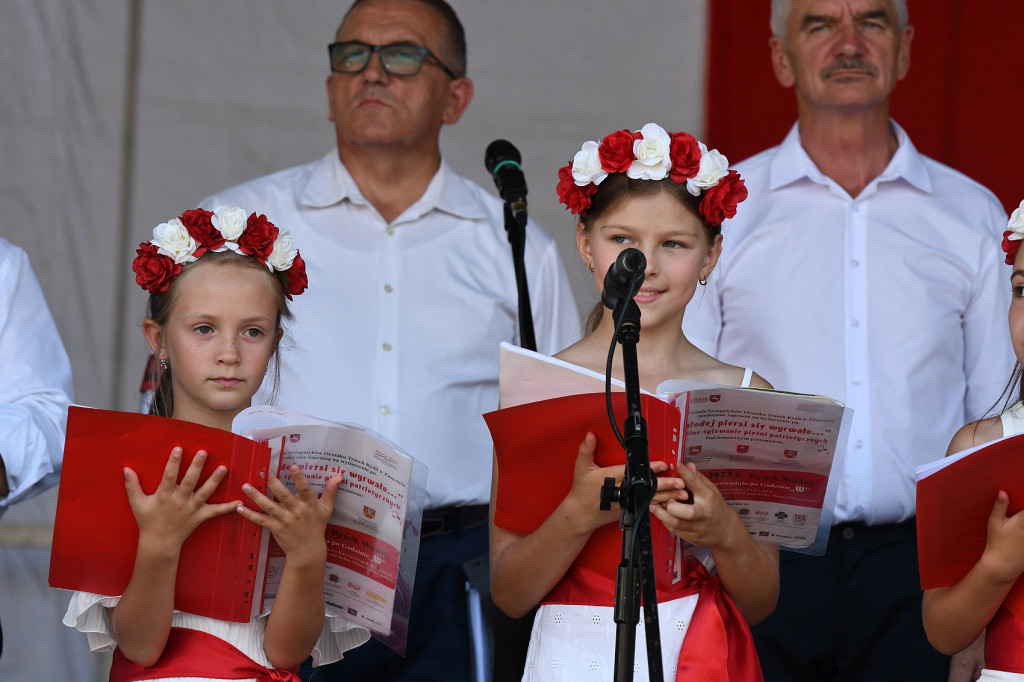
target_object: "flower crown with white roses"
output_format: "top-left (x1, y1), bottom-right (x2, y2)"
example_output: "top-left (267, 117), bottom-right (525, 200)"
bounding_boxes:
top-left (131, 206), bottom-right (308, 298)
top-left (556, 122), bottom-right (748, 226)
top-left (1000, 200), bottom-right (1024, 265)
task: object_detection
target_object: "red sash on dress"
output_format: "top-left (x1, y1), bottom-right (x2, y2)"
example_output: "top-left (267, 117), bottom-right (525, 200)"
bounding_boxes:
top-left (109, 627), bottom-right (301, 681)
top-left (544, 560), bottom-right (764, 682)
top-left (985, 606), bottom-right (1024, 673)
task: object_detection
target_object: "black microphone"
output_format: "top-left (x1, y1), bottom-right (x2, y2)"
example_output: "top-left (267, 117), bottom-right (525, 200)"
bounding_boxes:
top-left (602, 248), bottom-right (646, 310)
top-left (485, 139), bottom-right (528, 226)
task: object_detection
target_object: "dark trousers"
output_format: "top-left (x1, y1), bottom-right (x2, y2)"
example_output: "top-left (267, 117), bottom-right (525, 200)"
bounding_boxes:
top-left (305, 522), bottom-right (488, 682)
top-left (751, 520), bottom-right (949, 681)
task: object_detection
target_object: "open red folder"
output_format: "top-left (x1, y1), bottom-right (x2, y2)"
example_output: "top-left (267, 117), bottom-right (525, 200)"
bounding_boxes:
top-left (917, 431), bottom-right (1024, 617)
top-left (484, 392), bottom-right (682, 588)
top-left (49, 406), bottom-right (275, 623)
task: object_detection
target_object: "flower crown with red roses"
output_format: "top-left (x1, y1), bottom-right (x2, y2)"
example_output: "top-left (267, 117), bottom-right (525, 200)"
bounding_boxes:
top-left (1000, 200), bottom-right (1024, 265)
top-left (556, 122), bottom-right (748, 226)
top-left (131, 206), bottom-right (308, 298)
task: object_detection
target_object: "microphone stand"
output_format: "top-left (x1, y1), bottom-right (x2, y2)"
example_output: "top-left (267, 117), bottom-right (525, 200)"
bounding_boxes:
top-left (600, 295), bottom-right (664, 682)
top-left (502, 204), bottom-right (537, 351)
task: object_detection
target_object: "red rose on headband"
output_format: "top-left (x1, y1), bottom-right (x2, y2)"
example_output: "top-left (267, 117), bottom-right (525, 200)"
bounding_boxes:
top-left (599, 129), bottom-right (638, 174)
top-left (699, 170), bottom-right (748, 226)
top-left (556, 165), bottom-right (598, 215)
top-left (237, 213), bottom-right (280, 263)
top-left (179, 208), bottom-right (223, 253)
top-left (1003, 231), bottom-right (1021, 265)
top-left (668, 132), bottom-right (701, 183)
top-left (132, 242), bottom-right (181, 294)
top-left (282, 253), bottom-right (309, 299)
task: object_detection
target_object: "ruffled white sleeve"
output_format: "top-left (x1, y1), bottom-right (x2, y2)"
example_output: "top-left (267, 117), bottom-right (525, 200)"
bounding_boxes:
top-left (308, 612), bottom-right (371, 667)
top-left (62, 590), bottom-right (121, 653)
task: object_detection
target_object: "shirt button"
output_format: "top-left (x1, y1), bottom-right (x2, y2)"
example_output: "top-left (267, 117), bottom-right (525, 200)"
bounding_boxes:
top-left (850, 260), bottom-right (860, 268)
top-left (855, 439), bottom-right (864, 448)
top-left (382, 343), bottom-right (393, 352)
top-left (842, 527), bottom-right (855, 540)
top-left (380, 405), bottom-right (391, 415)
top-left (851, 319), bottom-right (860, 328)
top-left (851, 204), bottom-right (860, 213)
top-left (385, 226), bottom-right (395, 236)
top-left (384, 284), bottom-right (394, 293)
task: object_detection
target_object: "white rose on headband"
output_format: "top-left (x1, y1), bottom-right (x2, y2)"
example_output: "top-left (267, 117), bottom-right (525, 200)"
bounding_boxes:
top-left (1009, 200), bottom-right (1024, 236)
top-left (686, 142), bottom-right (730, 196)
top-left (267, 231), bottom-right (298, 272)
top-left (628, 123), bottom-right (671, 181)
top-left (151, 218), bottom-right (199, 264)
top-left (212, 205), bottom-right (247, 250)
top-left (572, 141), bottom-right (608, 186)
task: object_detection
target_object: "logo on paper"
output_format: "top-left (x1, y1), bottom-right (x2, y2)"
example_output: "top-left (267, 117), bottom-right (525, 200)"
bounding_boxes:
top-left (363, 506), bottom-right (376, 519)
top-left (738, 507), bottom-right (751, 516)
top-left (794, 514), bottom-right (808, 525)
top-left (710, 394), bottom-right (721, 403)
top-left (783, 449), bottom-right (798, 458)
top-left (347, 607), bottom-right (358, 617)
top-left (688, 446), bottom-right (703, 456)
top-left (373, 448), bottom-right (400, 469)
top-left (736, 444), bottom-right (749, 454)
top-left (328, 573), bottom-right (340, 584)
top-left (775, 511), bottom-right (788, 521)
top-left (289, 433), bottom-right (301, 443)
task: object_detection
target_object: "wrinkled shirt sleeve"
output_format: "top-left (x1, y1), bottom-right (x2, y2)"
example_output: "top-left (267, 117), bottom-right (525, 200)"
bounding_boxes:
top-left (0, 240), bottom-right (73, 514)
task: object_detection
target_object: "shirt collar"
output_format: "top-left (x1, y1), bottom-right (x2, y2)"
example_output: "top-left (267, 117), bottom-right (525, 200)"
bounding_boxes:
top-left (299, 150), bottom-right (488, 223)
top-left (768, 120), bottom-right (932, 195)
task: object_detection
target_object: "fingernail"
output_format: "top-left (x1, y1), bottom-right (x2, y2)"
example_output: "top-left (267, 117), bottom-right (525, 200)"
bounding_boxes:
top-left (123, 468), bottom-right (130, 480)
top-left (236, 504), bottom-right (245, 513)
top-left (242, 483), bottom-right (252, 493)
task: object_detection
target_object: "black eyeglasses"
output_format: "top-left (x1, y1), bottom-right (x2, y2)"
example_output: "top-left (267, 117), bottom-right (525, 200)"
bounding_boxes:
top-left (328, 41), bottom-right (457, 80)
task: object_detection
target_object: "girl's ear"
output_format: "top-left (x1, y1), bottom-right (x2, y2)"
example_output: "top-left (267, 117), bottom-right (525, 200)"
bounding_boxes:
top-left (576, 221), bottom-right (594, 271)
top-left (142, 319), bottom-right (164, 356)
top-left (699, 233), bottom-right (724, 282)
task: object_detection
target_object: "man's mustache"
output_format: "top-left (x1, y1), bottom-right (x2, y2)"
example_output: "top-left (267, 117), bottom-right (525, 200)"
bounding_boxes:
top-left (821, 57), bottom-right (878, 78)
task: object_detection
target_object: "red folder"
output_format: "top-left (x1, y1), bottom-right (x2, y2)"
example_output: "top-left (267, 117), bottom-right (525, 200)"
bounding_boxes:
top-left (49, 406), bottom-right (274, 623)
top-left (917, 432), bottom-right (1024, 616)
top-left (484, 392), bottom-right (681, 588)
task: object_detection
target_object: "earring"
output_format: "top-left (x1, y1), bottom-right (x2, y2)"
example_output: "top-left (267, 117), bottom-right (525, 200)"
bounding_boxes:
top-left (588, 262), bottom-right (595, 273)
top-left (159, 357), bottom-right (169, 371)
top-left (698, 276), bottom-right (708, 286)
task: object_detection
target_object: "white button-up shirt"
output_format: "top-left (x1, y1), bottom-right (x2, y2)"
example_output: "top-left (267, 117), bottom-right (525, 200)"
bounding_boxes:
top-left (684, 122), bottom-right (1011, 525)
top-left (203, 152), bottom-right (580, 509)
top-left (0, 239), bottom-right (73, 514)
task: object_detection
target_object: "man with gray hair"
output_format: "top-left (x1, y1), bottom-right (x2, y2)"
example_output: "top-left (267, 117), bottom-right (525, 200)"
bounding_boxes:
top-left (684, 0), bottom-right (1008, 679)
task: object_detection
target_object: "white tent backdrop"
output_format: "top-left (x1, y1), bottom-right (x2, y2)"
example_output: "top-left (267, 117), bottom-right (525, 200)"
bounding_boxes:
top-left (1, 1), bottom-right (709, 679)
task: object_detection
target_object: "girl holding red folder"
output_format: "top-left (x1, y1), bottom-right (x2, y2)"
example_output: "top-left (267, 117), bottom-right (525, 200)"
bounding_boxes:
top-left (489, 124), bottom-right (780, 681)
top-left (63, 208), bottom-right (368, 680)
top-left (922, 200), bottom-right (1024, 681)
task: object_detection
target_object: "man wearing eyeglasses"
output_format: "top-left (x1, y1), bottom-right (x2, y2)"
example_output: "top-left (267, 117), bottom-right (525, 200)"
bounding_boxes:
top-left (199, 1), bottom-right (579, 681)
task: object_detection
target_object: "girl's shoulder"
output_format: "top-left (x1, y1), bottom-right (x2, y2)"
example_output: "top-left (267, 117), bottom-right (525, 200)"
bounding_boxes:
top-left (947, 415), bottom-right (1004, 456)
top-left (689, 355), bottom-right (772, 390)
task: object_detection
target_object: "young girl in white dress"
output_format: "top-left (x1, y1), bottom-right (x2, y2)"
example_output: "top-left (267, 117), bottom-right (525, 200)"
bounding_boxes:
top-left (489, 123), bottom-right (780, 681)
top-left (922, 200), bottom-right (1024, 682)
top-left (63, 207), bottom-right (369, 681)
